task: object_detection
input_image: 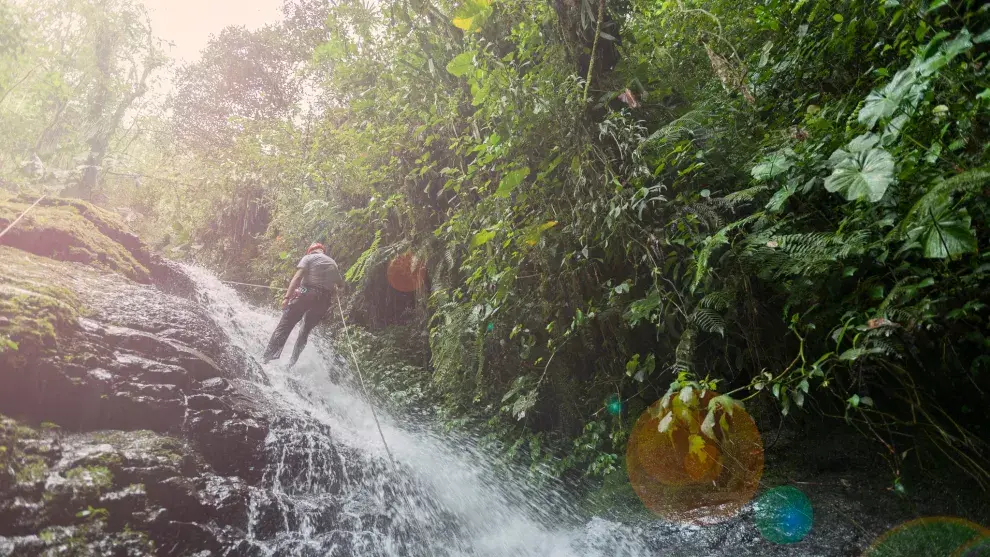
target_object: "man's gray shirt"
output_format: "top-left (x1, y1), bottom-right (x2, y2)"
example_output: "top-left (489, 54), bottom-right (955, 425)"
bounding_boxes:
top-left (297, 253), bottom-right (343, 292)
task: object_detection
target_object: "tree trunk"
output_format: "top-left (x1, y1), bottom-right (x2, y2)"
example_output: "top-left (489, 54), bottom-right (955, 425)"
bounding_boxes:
top-left (66, 65), bottom-right (156, 201)
top-left (549, 0), bottom-right (620, 87)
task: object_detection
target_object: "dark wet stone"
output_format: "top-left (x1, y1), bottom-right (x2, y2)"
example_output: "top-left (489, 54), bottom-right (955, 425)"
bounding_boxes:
top-left (200, 475), bottom-right (250, 526)
top-left (108, 391), bottom-right (185, 433)
top-left (198, 377), bottom-right (234, 394)
top-left (100, 483), bottom-right (149, 528)
top-left (0, 534), bottom-right (45, 557)
top-left (187, 411), bottom-right (267, 483)
top-left (151, 520), bottom-right (224, 557)
top-left (88, 368), bottom-right (116, 382)
top-left (188, 393), bottom-right (228, 411)
top-left (112, 353), bottom-right (191, 388)
top-left (224, 539), bottom-right (268, 557)
top-left (149, 256), bottom-right (199, 300)
top-left (245, 490), bottom-right (285, 539)
top-left (0, 205), bottom-right (312, 556)
top-left (0, 420), bottom-right (262, 556)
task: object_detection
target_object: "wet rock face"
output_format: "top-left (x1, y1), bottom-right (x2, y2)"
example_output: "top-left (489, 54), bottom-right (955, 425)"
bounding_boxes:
top-left (0, 418), bottom-right (252, 556)
top-left (0, 251), bottom-right (270, 484)
top-left (0, 234), bottom-right (283, 553)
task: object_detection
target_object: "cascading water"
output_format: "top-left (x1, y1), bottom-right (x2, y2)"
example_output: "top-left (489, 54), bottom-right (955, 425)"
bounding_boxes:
top-left (182, 265), bottom-right (655, 557)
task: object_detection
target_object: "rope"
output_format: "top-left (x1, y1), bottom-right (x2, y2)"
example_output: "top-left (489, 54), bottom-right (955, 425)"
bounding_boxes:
top-left (218, 277), bottom-right (396, 468)
top-left (0, 194), bottom-right (46, 241)
top-left (336, 296), bottom-right (397, 469)
top-left (220, 279), bottom-right (286, 290)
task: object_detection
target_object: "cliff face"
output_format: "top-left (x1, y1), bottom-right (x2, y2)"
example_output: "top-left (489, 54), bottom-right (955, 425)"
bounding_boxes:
top-left (0, 195), bottom-right (276, 556)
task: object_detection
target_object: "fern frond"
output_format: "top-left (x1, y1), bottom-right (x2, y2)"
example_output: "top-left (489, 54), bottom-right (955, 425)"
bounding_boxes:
top-left (724, 185), bottom-right (770, 204)
top-left (344, 230), bottom-right (382, 283)
top-left (699, 289), bottom-right (734, 311)
top-left (429, 298), bottom-right (492, 397)
top-left (691, 202), bottom-right (725, 230)
top-left (639, 110), bottom-right (711, 148)
top-left (706, 196), bottom-right (742, 213)
top-left (692, 213), bottom-right (762, 292)
top-left (673, 327), bottom-right (696, 373)
top-left (691, 308), bottom-right (726, 336)
top-left (741, 230), bottom-right (869, 278)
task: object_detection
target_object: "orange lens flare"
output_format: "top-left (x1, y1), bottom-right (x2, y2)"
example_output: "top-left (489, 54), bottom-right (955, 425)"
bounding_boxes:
top-left (626, 391), bottom-right (764, 525)
top-left (387, 253), bottom-right (427, 293)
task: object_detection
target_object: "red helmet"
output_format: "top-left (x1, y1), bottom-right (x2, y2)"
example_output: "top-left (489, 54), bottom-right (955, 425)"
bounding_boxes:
top-left (306, 242), bottom-right (325, 254)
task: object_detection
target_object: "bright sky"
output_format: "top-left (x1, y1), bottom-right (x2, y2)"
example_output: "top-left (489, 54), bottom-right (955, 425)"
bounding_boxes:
top-left (140, 0), bottom-right (284, 63)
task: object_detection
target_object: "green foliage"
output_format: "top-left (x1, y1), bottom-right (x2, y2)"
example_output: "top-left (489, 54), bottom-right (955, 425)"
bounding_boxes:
top-left (345, 230), bottom-right (382, 283)
top-left (824, 134), bottom-right (896, 202)
top-left (0, 0), bottom-right (164, 196)
top-left (75, 505), bottom-right (109, 521)
top-left (67, 0), bottom-right (990, 487)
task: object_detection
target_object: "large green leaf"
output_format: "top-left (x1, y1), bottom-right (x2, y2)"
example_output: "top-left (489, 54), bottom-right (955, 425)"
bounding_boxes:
top-left (451, 0), bottom-right (491, 32)
top-left (471, 229), bottom-right (496, 248)
top-left (824, 135), bottom-right (895, 202)
top-left (858, 68), bottom-right (920, 129)
top-left (446, 51), bottom-right (475, 77)
top-left (766, 181), bottom-right (797, 213)
top-left (751, 149), bottom-right (794, 181)
top-left (939, 29), bottom-right (973, 64)
top-left (891, 167), bottom-right (990, 241)
top-left (856, 30), bottom-right (973, 130)
top-left (494, 166), bottom-right (530, 197)
top-left (910, 210), bottom-right (978, 259)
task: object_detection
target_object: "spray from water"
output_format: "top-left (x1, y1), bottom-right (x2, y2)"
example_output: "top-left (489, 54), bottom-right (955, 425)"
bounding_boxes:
top-left (182, 265), bottom-right (654, 557)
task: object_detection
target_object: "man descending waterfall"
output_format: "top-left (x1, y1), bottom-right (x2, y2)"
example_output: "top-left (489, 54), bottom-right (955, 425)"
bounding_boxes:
top-left (262, 242), bottom-right (343, 366)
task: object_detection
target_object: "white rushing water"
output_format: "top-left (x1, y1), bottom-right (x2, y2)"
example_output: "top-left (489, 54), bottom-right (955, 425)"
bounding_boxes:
top-left (182, 265), bottom-right (654, 557)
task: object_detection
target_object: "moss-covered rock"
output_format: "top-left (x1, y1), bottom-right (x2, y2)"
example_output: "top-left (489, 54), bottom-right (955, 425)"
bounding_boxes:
top-left (0, 414), bottom-right (256, 556)
top-left (0, 195), bottom-right (308, 555)
top-left (0, 193), bottom-right (150, 283)
top-left (0, 249), bottom-right (82, 365)
top-left (0, 191), bottom-right (156, 366)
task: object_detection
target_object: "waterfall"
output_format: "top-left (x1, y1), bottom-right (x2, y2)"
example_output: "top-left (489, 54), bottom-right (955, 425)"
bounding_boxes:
top-left (181, 265), bottom-right (653, 557)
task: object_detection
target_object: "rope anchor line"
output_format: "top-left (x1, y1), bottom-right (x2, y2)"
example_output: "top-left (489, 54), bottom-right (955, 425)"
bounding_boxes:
top-left (219, 279), bottom-right (286, 290)
top-left (336, 296), bottom-right (397, 469)
top-left (0, 194), bottom-right (46, 241)
top-left (221, 279), bottom-right (397, 469)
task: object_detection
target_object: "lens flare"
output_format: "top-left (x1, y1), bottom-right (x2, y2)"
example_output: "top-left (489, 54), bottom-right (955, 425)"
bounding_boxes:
top-left (954, 535), bottom-right (990, 557)
top-left (626, 391), bottom-right (763, 525)
top-left (754, 486), bottom-right (813, 544)
top-left (387, 253), bottom-right (427, 292)
top-left (865, 517), bottom-right (989, 557)
top-left (605, 393), bottom-right (622, 416)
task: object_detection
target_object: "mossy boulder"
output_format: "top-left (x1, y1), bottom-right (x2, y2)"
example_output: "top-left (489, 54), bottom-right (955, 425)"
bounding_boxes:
top-left (0, 192), bottom-right (157, 365)
top-left (0, 247), bottom-right (82, 365)
top-left (0, 193), bottom-right (151, 283)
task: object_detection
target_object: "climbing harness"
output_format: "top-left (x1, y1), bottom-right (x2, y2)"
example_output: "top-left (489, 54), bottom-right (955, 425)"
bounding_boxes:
top-left (0, 194), bottom-right (46, 242)
top-left (336, 296), bottom-right (397, 469)
top-left (220, 278), bottom-right (396, 468)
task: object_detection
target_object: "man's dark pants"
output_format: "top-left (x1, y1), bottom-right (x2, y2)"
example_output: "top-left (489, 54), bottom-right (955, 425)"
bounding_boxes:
top-left (262, 287), bottom-right (332, 365)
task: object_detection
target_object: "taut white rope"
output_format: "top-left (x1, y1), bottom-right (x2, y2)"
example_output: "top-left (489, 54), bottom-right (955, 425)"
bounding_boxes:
top-left (0, 194), bottom-right (46, 241)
